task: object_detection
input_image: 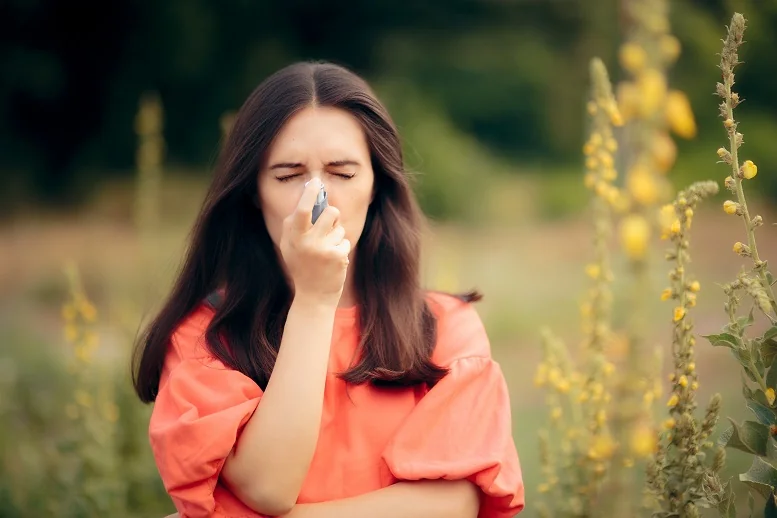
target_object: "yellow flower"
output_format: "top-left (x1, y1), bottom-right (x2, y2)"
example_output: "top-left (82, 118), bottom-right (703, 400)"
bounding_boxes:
top-left (678, 375), bottom-right (688, 387)
top-left (598, 151), bottom-right (614, 169)
top-left (733, 242), bottom-right (746, 254)
top-left (670, 219), bottom-right (681, 235)
top-left (717, 147), bottom-right (728, 158)
top-left (660, 35), bottom-right (681, 63)
top-left (767, 388), bottom-right (776, 406)
top-left (586, 156), bottom-right (599, 170)
top-left (556, 379), bottom-right (571, 394)
top-left (64, 324), bottom-right (78, 343)
top-left (583, 142), bottom-right (596, 156)
top-left (584, 172), bottom-right (596, 189)
top-left (652, 132), bottom-right (677, 173)
top-left (590, 133), bottom-right (603, 147)
top-left (589, 434), bottom-right (616, 460)
top-left (664, 418), bottom-right (676, 429)
top-left (660, 288), bottom-right (673, 301)
top-left (603, 362), bottom-right (615, 376)
top-left (80, 301), bottom-right (97, 322)
top-left (61, 303), bottom-right (77, 322)
top-left (724, 118), bottom-right (735, 129)
top-left (586, 264), bottom-right (601, 280)
top-left (630, 425), bottom-right (658, 457)
top-left (620, 215), bottom-right (651, 260)
top-left (619, 42), bottom-right (647, 73)
top-left (666, 90), bottom-right (697, 139)
top-left (638, 69), bottom-right (668, 116)
top-left (602, 168), bottom-right (617, 181)
top-left (673, 307), bottom-right (686, 322)
top-left (551, 407), bottom-right (563, 420)
top-left (691, 381), bottom-right (699, 391)
top-left (628, 170), bottom-right (658, 206)
top-left (667, 394), bottom-right (679, 407)
top-left (617, 81), bottom-right (640, 121)
top-left (689, 281), bottom-right (701, 292)
top-left (658, 204), bottom-right (676, 238)
top-left (723, 200), bottom-right (738, 214)
top-left (605, 138), bottom-right (618, 152)
top-left (742, 160), bottom-right (758, 179)
top-left (687, 362), bottom-right (696, 373)
top-left (687, 293), bottom-right (697, 307)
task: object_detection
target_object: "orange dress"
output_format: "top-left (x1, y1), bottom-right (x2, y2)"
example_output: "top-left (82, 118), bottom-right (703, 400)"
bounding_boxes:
top-left (149, 292), bottom-right (525, 518)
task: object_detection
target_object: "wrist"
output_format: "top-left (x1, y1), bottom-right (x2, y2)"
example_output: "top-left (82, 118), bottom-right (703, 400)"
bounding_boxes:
top-left (291, 291), bottom-right (341, 312)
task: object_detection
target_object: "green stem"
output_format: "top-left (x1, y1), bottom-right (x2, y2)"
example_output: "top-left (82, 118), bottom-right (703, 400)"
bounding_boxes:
top-left (724, 80), bottom-right (777, 317)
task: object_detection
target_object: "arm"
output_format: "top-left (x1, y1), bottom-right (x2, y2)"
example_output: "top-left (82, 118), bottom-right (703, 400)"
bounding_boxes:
top-left (221, 296), bottom-right (337, 515)
top-left (281, 480), bottom-right (480, 518)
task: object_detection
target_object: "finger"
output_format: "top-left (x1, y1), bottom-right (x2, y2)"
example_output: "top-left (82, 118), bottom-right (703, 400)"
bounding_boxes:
top-left (292, 178), bottom-right (323, 232)
top-left (323, 225), bottom-right (346, 247)
top-left (333, 238), bottom-right (351, 259)
top-left (311, 206), bottom-right (340, 236)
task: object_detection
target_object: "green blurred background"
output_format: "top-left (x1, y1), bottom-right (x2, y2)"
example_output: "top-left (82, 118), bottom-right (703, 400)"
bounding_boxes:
top-left (1, 0), bottom-right (777, 516)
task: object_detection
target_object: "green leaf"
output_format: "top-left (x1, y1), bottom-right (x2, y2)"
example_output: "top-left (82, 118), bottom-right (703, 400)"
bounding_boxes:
top-left (739, 307), bottom-right (756, 330)
top-left (704, 332), bottom-right (741, 349)
top-left (748, 399), bottom-right (777, 426)
top-left (765, 337), bottom-right (777, 372)
top-left (767, 270), bottom-right (775, 286)
top-left (756, 344), bottom-right (768, 378)
top-left (767, 326), bottom-right (777, 342)
top-left (741, 456), bottom-right (777, 499)
top-left (719, 418), bottom-right (769, 455)
top-left (767, 364), bottom-right (777, 391)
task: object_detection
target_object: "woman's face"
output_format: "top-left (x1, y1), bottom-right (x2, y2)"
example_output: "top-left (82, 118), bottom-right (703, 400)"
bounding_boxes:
top-left (257, 105), bottom-right (375, 261)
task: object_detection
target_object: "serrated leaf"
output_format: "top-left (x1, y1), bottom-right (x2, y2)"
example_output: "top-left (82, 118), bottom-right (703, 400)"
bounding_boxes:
top-left (741, 456), bottom-right (777, 499)
top-left (719, 418), bottom-right (769, 455)
top-left (704, 332), bottom-right (741, 349)
top-left (748, 399), bottom-right (777, 426)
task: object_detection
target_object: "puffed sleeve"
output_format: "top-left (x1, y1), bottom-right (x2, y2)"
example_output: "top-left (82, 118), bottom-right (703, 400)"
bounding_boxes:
top-left (148, 320), bottom-right (263, 517)
top-left (381, 296), bottom-right (525, 518)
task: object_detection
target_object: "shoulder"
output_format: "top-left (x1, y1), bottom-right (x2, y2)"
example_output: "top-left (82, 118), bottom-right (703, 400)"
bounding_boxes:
top-left (165, 301), bottom-right (218, 368)
top-left (424, 291), bottom-right (491, 365)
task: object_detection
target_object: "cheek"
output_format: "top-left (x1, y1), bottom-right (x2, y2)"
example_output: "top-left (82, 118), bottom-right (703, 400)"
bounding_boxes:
top-left (259, 186), bottom-right (298, 245)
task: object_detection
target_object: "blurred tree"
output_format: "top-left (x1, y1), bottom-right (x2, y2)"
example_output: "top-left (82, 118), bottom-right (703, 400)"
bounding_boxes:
top-left (1, 0), bottom-right (776, 209)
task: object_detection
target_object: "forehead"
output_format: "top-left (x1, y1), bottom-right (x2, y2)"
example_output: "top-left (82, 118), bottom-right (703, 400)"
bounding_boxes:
top-left (266, 105), bottom-right (369, 160)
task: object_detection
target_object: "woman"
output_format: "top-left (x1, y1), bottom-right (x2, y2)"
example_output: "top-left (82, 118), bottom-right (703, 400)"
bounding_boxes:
top-left (133, 61), bottom-right (524, 518)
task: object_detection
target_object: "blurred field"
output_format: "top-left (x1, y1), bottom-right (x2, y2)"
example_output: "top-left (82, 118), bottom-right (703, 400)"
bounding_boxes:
top-left (1, 172), bottom-right (775, 516)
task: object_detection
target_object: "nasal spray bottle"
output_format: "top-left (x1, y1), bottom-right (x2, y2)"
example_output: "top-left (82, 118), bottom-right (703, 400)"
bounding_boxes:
top-left (310, 181), bottom-right (328, 224)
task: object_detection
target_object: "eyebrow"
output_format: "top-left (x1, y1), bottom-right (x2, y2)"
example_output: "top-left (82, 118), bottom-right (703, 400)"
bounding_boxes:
top-left (269, 159), bottom-right (360, 170)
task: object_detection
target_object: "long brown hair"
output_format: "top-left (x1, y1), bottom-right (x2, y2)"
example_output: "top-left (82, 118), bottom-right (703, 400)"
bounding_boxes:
top-left (132, 61), bottom-right (480, 403)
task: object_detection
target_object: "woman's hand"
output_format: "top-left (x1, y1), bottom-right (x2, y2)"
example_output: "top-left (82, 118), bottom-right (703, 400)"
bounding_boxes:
top-left (280, 178), bottom-right (350, 306)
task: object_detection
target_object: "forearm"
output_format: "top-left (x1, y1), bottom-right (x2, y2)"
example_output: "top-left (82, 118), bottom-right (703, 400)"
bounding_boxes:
top-left (282, 480), bottom-right (480, 518)
top-left (222, 295), bottom-right (337, 513)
